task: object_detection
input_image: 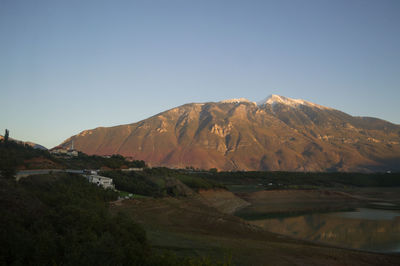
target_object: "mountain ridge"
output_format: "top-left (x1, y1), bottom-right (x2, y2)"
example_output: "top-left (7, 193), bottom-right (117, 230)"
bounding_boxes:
top-left (0, 135), bottom-right (48, 150)
top-left (59, 95), bottom-right (400, 172)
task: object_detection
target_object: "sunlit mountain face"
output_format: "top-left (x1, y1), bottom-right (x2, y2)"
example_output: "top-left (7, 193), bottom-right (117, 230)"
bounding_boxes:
top-left (59, 95), bottom-right (400, 172)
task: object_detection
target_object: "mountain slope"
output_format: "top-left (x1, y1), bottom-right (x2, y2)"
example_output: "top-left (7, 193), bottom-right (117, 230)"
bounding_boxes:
top-left (0, 135), bottom-right (47, 150)
top-left (59, 95), bottom-right (400, 172)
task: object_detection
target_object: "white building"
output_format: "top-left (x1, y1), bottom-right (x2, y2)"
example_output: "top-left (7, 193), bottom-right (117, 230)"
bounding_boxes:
top-left (86, 174), bottom-right (115, 190)
top-left (50, 140), bottom-right (78, 157)
top-left (50, 147), bottom-right (78, 157)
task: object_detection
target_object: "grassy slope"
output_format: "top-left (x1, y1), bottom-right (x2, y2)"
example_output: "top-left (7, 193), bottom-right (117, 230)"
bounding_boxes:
top-left (106, 169), bottom-right (400, 265)
top-left (112, 196), bottom-right (400, 266)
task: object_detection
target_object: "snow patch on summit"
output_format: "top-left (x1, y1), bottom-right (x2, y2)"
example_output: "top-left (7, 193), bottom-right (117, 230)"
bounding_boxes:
top-left (257, 94), bottom-right (331, 110)
top-left (220, 98), bottom-right (255, 104)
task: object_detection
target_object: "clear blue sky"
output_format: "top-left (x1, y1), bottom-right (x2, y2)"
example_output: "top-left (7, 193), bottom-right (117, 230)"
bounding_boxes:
top-left (1, 0), bottom-right (399, 148)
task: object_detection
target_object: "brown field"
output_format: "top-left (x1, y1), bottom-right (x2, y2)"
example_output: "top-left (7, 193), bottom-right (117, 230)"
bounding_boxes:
top-left (235, 189), bottom-right (361, 219)
top-left (111, 189), bottom-right (400, 266)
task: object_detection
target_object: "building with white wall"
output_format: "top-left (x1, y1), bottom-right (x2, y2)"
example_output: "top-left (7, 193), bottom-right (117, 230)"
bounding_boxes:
top-left (86, 174), bottom-right (115, 190)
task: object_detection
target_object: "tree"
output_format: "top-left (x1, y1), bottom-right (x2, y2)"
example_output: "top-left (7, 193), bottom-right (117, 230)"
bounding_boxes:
top-left (0, 153), bottom-right (17, 179)
top-left (209, 168), bottom-right (218, 173)
top-left (4, 129), bottom-right (9, 142)
top-left (0, 130), bottom-right (17, 179)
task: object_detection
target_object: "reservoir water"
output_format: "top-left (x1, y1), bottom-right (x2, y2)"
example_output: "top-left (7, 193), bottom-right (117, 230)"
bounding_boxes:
top-left (245, 207), bottom-right (400, 253)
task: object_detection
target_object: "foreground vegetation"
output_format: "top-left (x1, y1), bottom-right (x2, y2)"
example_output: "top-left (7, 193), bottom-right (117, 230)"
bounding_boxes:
top-left (0, 141), bottom-right (51, 177)
top-left (1, 141), bottom-right (400, 265)
top-left (102, 167), bottom-right (400, 198)
top-left (60, 153), bottom-right (145, 170)
top-left (194, 170), bottom-right (400, 190)
top-left (0, 173), bottom-right (230, 265)
top-left (100, 166), bottom-right (400, 193)
top-left (100, 168), bottom-right (226, 198)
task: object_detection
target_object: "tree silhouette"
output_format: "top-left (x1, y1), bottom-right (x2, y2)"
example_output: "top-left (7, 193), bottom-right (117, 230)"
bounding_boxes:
top-left (0, 129), bottom-right (16, 179)
top-left (4, 129), bottom-right (9, 142)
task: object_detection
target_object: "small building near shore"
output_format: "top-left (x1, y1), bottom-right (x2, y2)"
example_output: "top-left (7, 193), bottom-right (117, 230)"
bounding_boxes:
top-left (50, 146), bottom-right (78, 157)
top-left (50, 140), bottom-right (78, 157)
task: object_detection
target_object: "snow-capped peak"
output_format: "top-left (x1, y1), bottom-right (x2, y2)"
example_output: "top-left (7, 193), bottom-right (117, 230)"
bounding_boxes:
top-left (257, 94), bottom-right (330, 109)
top-left (257, 94), bottom-right (305, 106)
top-left (220, 98), bottom-right (253, 104)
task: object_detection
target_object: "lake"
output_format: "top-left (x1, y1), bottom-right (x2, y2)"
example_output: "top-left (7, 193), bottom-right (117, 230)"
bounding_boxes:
top-left (243, 207), bottom-right (400, 253)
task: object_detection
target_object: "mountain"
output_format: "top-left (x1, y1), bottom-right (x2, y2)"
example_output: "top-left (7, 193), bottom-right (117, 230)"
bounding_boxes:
top-left (0, 135), bottom-right (47, 150)
top-left (59, 95), bottom-right (400, 172)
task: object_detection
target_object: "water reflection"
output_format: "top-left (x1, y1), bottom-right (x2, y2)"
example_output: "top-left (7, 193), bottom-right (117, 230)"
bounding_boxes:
top-left (331, 208), bottom-right (400, 221)
top-left (248, 208), bottom-right (400, 252)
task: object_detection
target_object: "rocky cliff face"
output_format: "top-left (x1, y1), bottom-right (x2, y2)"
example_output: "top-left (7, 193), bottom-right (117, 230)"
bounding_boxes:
top-left (59, 95), bottom-right (400, 172)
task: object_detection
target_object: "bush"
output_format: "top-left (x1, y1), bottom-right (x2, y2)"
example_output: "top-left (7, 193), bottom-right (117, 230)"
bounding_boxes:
top-left (0, 173), bottom-right (229, 265)
top-left (0, 173), bottom-right (152, 265)
top-left (102, 171), bottom-right (162, 197)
